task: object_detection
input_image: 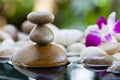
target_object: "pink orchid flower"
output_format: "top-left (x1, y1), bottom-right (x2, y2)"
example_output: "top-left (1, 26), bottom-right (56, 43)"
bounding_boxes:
top-left (85, 12), bottom-right (120, 47)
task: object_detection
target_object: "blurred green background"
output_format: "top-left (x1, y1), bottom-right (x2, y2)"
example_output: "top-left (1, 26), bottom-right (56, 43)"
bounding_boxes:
top-left (0, 0), bottom-right (120, 30)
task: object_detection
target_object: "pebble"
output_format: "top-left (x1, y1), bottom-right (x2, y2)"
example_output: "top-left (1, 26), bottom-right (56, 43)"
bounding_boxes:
top-left (0, 30), bottom-right (12, 41)
top-left (30, 25), bottom-right (54, 45)
top-left (112, 53), bottom-right (120, 60)
top-left (0, 39), bottom-right (15, 48)
top-left (66, 52), bottom-right (80, 57)
top-left (68, 56), bottom-right (80, 63)
top-left (18, 32), bottom-right (27, 40)
top-left (21, 21), bottom-right (35, 34)
top-left (54, 29), bottom-right (83, 46)
top-left (80, 37), bottom-right (85, 44)
top-left (98, 42), bottom-right (120, 55)
top-left (107, 61), bottom-right (120, 73)
top-left (3, 24), bottom-right (18, 41)
top-left (80, 47), bottom-right (107, 60)
top-left (67, 43), bottom-right (86, 52)
top-left (45, 23), bottom-right (59, 35)
top-left (0, 47), bottom-right (19, 56)
top-left (27, 11), bottom-right (54, 25)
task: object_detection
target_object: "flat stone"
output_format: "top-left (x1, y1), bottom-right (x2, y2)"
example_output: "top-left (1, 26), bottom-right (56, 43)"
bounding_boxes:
top-left (27, 11), bottom-right (54, 25)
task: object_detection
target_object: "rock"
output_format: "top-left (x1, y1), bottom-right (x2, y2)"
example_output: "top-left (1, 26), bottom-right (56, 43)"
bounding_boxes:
top-left (68, 56), bottom-right (80, 63)
top-left (3, 24), bottom-right (18, 41)
top-left (18, 32), bottom-right (27, 40)
top-left (27, 11), bottom-right (54, 25)
top-left (22, 21), bottom-right (35, 34)
top-left (45, 23), bottom-right (59, 35)
top-left (66, 52), bottom-right (80, 57)
top-left (112, 53), bottom-right (120, 60)
top-left (0, 47), bottom-right (19, 56)
top-left (54, 29), bottom-right (83, 46)
top-left (107, 61), bottom-right (120, 73)
top-left (0, 39), bottom-right (15, 48)
top-left (30, 25), bottom-right (54, 45)
top-left (81, 54), bottom-right (115, 66)
top-left (11, 44), bottom-right (68, 67)
top-left (98, 42), bottom-right (120, 55)
top-left (80, 47), bottom-right (107, 60)
top-left (67, 43), bottom-right (86, 52)
top-left (0, 30), bottom-right (12, 41)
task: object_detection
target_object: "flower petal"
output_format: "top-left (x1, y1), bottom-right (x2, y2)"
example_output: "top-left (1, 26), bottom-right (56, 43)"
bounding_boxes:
top-left (113, 20), bottom-right (120, 33)
top-left (104, 33), bottom-right (112, 41)
top-left (85, 33), bottom-right (102, 47)
top-left (85, 24), bottom-right (100, 35)
top-left (96, 16), bottom-right (107, 30)
top-left (107, 12), bottom-right (116, 27)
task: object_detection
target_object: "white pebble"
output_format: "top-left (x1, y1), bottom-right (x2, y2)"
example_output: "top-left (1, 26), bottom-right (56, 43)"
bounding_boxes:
top-left (80, 37), bottom-right (85, 44)
top-left (0, 47), bottom-right (19, 56)
top-left (112, 53), bottom-right (120, 60)
top-left (46, 23), bottom-right (59, 32)
top-left (0, 39), bottom-right (15, 48)
top-left (66, 52), bottom-right (80, 56)
top-left (15, 39), bottom-right (35, 47)
top-left (0, 30), bottom-right (12, 40)
top-left (18, 32), bottom-right (27, 40)
top-left (54, 29), bottom-right (83, 46)
top-left (68, 56), bottom-right (80, 63)
top-left (67, 43), bottom-right (86, 52)
top-left (80, 47), bottom-right (107, 60)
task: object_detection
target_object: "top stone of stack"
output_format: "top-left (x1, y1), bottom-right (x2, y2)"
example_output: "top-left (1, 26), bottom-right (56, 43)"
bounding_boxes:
top-left (27, 11), bottom-right (54, 25)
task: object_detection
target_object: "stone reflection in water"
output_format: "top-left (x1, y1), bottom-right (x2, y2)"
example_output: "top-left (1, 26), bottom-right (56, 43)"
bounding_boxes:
top-left (71, 68), bottom-right (94, 80)
top-left (14, 65), bottom-right (67, 80)
top-left (66, 63), bottom-right (94, 80)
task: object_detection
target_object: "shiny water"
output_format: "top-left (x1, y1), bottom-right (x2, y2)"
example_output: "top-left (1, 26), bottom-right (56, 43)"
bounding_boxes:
top-left (0, 62), bottom-right (120, 80)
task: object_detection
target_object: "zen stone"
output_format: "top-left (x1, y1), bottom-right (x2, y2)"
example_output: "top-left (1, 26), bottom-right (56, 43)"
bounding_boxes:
top-left (22, 21), bottom-right (35, 34)
top-left (54, 29), bottom-right (83, 46)
top-left (27, 11), bottom-right (54, 25)
top-left (3, 24), bottom-right (18, 41)
top-left (30, 25), bottom-right (54, 45)
top-left (67, 43), bottom-right (86, 52)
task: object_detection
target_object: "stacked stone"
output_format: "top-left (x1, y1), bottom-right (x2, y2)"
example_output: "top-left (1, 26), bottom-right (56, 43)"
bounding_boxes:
top-left (27, 11), bottom-right (54, 46)
top-left (11, 11), bottom-right (68, 67)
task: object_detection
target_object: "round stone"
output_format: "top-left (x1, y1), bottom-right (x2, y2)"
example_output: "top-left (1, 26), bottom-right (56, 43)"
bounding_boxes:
top-left (22, 21), bottom-right (35, 34)
top-left (27, 11), bottom-right (54, 25)
top-left (54, 29), bottom-right (83, 46)
top-left (67, 43), bottom-right (86, 52)
top-left (11, 44), bottom-right (68, 67)
top-left (3, 24), bottom-right (18, 41)
top-left (30, 25), bottom-right (54, 45)
top-left (98, 42), bottom-right (120, 55)
top-left (80, 47), bottom-right (107, 60)
top-left (68, 56), bottom-right (80, 63)
top-left (66, 52), bottom-right (80, 57)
